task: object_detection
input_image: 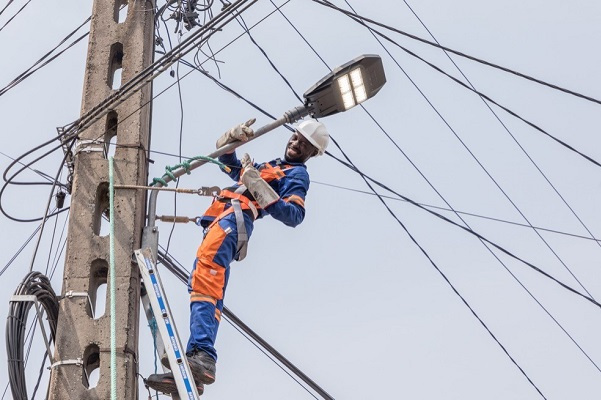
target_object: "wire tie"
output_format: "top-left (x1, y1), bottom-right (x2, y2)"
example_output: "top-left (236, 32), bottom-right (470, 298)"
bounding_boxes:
top-left (163, 166), bottom-right (176, 181)
top-left (181, 160), bottom-right (192, 174)
top-left (152, 177), bottom-right (168, 187)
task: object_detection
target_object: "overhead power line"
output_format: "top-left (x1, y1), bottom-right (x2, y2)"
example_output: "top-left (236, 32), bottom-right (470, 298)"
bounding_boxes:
top-left (1, 4), bottom-right (249, 220)
top-left (313, 0), bottom-right (601, 171)
top-left (56, 0), bottom-right (257, 152)
top-left (0, 223), bottom-right (42, 278)
top-left (328, 137), bottom-right (547, 399)
top-left (226, 15), bottom-right (546, 397)
top-left (23, 0), bottom-right (592, 313)
top-left (0, 0), bottom-right (16, 17)
top-left (340, 1), bottom-right (594, 298)
top-left (266, 0), bottom-right (601, 377)
top-left (135, 44), bottom-right (601, 378)
top-left (312, 180), bottom-right (601, 243)
top-left (1, 0), bottom-right (292, 213)
top-left (333, 4), bottom-right (601, 174)
top-left (0, 0), bottom-right (33, 33)
top-left (116, 51), bottom-right (601, 250)
top-left (0, 133), bottom-right (72, 223)
top-left (397, 0), bottom-right (601, 250)
top-left (321, 0), bottom-right (601, 362)
top-left (0, 16), bottom-right (91, 97)
top-left (181, 27), bottom-right (601, 374)
top-left (327, 152), bottom-right (601, 309)
top-left (312, 0), bottom-right (601, 106)
top-left (7, 4), bottom-right (596, 396)
top-left (57, 137), bottom-right (599, 245)
top-left (0, 150), bottom-right (67, 187)
top-left (157, 246), bottom-right (334, 400)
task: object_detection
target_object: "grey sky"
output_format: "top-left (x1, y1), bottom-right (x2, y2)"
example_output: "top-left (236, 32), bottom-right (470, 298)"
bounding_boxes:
top-left (1, 0), bottom-right (600, 399)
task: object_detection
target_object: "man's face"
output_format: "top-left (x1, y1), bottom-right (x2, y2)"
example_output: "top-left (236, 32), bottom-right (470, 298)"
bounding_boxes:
top-left (284, 131), bottom-right (318, 163)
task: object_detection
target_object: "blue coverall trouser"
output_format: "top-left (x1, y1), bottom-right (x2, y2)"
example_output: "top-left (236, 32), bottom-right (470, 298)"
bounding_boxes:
top-left (187, 211), bottom-right (254, 361)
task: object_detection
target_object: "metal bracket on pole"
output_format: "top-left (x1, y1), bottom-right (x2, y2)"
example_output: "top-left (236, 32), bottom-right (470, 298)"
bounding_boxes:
top-left (135, 248), bottom-right (200, 400)
top-left (48, 357), bottom-right (89, 387)
top-left (10, 295), bottom-right (55, 365)
top-left (73, 139), bottom-right (104, 156)
top-left (49, 358), bottom-right (84, 369)
top-left (142, 225), bottom-right (159, 260)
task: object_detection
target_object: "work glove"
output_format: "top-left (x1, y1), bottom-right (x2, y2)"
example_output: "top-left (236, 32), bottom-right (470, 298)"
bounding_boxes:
top-left (216, 118), bottom-right (256, 149)
top-left (240, 153), bottom-right (280, 209)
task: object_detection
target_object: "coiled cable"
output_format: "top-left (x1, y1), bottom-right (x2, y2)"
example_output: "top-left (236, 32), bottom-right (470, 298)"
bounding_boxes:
top-left (6, 272), bottom-right (59, 400)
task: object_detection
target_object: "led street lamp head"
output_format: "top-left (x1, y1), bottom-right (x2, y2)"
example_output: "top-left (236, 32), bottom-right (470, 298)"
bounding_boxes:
top-left (303, 54), bottom-right (386, 118)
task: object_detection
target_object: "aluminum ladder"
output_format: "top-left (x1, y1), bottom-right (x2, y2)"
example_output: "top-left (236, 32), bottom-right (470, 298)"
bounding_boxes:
top-left (135, 248), bottom-right (200, 399)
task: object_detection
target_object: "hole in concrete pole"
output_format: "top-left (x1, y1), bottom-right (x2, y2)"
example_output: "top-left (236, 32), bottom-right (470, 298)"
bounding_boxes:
top-left (116, 0), bottom-right (128, 23)
top-left (89, 260), bottom-right (108, 319)
top-left (112, 68), bottom-right (122, 91)
top-left (99, 209), bottom-right (111, 237)
top-left (108, 43), bottom-right (124, 90)
top-left (83, 344), bottom-right (100, 389)
top-left (93, 183), bottom-right (110, 237)
top-left (94, 283), bottom-right (107, 319)
top-left (107, 135), bottom-right (117, 159)
top-left (87, 367), bottom-right (100, 389)
top-left (104, 111), bottom-right (118, 159)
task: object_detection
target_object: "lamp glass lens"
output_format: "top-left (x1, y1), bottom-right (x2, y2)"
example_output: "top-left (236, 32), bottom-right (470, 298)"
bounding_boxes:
top-left (337, 75), bottom-right (352, 94)
top-left (342, 91), bottom-right (356, 110)
top-left (354, 85), bottom-right (367, 103)
top-left (350, 68), bottom-right (364, 87)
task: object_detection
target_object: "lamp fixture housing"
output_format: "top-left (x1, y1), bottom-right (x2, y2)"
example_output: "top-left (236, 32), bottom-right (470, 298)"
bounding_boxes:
top-left (303, 54), bottom-right (386, 118)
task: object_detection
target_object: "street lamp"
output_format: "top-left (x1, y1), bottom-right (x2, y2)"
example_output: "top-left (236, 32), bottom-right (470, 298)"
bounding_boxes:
top-left (304, 54), bottom-right (386, 117)
top-left (145, 54), bottom-right (387, 228)
top-left (139, 54), bottom-right (387, 398)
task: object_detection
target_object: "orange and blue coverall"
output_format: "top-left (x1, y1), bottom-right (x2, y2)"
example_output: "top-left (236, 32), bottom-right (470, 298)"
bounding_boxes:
top-left (186, 151), bottom-right (310, 361)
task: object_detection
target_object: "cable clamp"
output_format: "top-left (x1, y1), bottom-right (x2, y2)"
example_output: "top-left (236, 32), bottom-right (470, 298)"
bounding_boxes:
top-left (62, 290), bottom-right (95, 319)
top-left (64, 290), bottom-right (88, 298)
top-left (73, 139), bottom-right (104, 156)
top-left (49, 358), bottom-right (84, 370)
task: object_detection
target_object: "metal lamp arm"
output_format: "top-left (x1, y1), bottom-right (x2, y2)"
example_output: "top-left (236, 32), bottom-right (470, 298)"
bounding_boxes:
top-left (146, 105), bottom-right (309, 228)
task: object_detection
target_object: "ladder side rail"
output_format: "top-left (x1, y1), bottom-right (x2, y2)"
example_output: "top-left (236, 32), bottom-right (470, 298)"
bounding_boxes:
top-left (136, 248), bottom-right (199, 399)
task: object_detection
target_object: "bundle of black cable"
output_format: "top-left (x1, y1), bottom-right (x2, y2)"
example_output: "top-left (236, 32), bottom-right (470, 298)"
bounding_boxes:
top-left (6, 271), bottom-right (59, 400)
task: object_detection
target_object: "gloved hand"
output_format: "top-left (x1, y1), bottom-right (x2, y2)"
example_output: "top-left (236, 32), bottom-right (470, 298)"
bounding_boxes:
top-left (240, 153), bottom-right (280, 209)
top-left (216, 118), bottom-right (256, 150)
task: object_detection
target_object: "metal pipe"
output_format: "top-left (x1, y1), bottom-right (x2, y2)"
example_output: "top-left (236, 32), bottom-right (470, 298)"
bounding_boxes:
top-left (146, 105), bottom-right (309, 227)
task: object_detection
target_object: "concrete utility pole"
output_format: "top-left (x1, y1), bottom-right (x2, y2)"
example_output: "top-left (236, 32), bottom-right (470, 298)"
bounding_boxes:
top-left (48, 0), bottom-right (154, 398)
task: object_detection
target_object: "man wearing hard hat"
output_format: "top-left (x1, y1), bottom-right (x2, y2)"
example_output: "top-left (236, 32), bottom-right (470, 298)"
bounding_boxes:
top-left (146, 118), bottom-right (329, 395)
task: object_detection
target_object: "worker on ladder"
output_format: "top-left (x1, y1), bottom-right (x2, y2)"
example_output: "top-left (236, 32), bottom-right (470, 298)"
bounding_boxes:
top-left (146, 118), bottom-right (329, 395)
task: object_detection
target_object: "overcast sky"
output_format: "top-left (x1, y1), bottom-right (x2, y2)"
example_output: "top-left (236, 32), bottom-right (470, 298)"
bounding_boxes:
top-left (1, 0), bottom-right (601, 399)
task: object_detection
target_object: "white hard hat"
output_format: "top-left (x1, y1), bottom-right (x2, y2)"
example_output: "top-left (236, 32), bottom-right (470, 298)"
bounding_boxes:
top-left (295, 119), bottom-right (329, 156)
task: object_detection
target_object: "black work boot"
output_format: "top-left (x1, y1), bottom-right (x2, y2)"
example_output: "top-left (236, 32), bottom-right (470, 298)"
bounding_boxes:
top-left (161, 350), bottom-right (216, 385)
top-left (187, 350), bottom-right (217, 385)
top-left (145, 372), bottom-right (204, 395)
